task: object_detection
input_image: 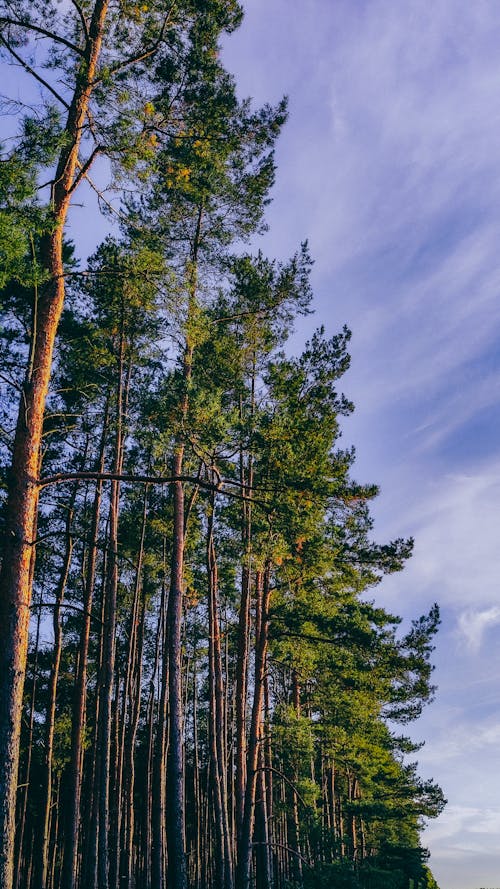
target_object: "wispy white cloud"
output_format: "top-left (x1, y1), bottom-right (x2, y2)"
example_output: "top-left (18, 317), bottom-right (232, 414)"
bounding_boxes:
top-left (457, 606), bottom-right (500, 652)
top-left (417, 719), bottom-right (500, 767)
top-left (366, 464), bottom-right (500, 622)
top-left (424, 803), bottom-right (500, 852)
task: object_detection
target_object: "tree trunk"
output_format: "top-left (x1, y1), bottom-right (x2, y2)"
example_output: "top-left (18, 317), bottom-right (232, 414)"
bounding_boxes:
top-left (145, 580), bottom-right (165, 889)
top-left (290, 671), bottom-right (303, 884)
top-left (235, 563), bottom-right (251, 841)
top-left (165, 450), bottom-right (188, 889)
top-left (207, 491), bottom-right (233, 889)
top-left (263, 673), bottom-right (274, 884)
top-left (255, 743), bottom-right (272, 889)
top-left (38, 486), bottom-right (77, 889)
top-left (14, 590), bottom-right (42, 889)
top-left (165, 214), bottom-right (202, 889)
top-left (236, 567), bottom-right (271, 889)
top-left (62, 397), bottom-right (109, 889)
top-left (151, 545), bottom-right (169, 889)
top-left (98, 336), bottom-right (127, 889)
top-left (121, 490), bottom-right (148, 889)
top-left (235, 356), bottom-right (256, 842)
top-left (0, 5), bottom-right (109, 885)
top-left (191, 653), bottom-right (201, 889)
top-left (85, 518), bottom-right (110, 889)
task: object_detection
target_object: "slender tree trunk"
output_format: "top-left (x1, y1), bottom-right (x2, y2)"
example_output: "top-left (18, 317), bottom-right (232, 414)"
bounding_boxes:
top-left (263, 674), bottom-right (274, 885)
top-left (207, 491), bottom-right (234, 889)
top-left (235, 356), bottom-right (256, 841)
top-left (63, 398), bottom-right (109, 889)
top-left (144, 591), bottom-right (164, 889)
top-left (165, 213), bottom-right (202, 889)
top-left (86, 519), bottom-right (110, 889)
top-left (290, 671), bottom-right (303, 884)
top-left (191, 653), bottom-right (201, 889)
top-left (236, 567), bottom-right (271, 889)
top-left (0, 7), bottom-right (110, 883)
top-left (329, 760), bottom-right (337, 859)
top-left (122, 490), bottom-right (148, 889)
top-left (48, 776), bottom-right (61, 889)
top-left (166, 449), bottom-right (188, 889)
top-left (255, 743), bottom-right (272, 889)
top-left (98, 335), bottom-right (127, 889)
top-left (38, 486), bottom-right (77, 889)
top-left (151, 549), bottom-right (169, 889)
top-left (111, 486), bottom-right (147, 889)
top-left (235, 562), bottom-right (251, 840)
top-left (14, 591), bottom-right (42, 889)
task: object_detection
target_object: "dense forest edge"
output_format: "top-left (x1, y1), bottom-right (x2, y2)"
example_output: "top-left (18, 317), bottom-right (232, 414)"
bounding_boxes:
top-left (0, 2), bottom-right (445, 889)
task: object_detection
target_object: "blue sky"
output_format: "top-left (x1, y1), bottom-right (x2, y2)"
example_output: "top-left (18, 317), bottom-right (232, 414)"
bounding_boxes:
top-left (222, 2), bottom-right (500, 888)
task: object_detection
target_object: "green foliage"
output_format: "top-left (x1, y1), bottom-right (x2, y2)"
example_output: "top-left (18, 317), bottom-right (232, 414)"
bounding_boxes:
top-left (0, 153), bottom-right (50, 291)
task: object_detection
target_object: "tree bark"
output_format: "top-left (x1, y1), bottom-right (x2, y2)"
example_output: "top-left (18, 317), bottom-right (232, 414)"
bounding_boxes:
top-left (207, 491), bottom-right (234, 889)
top-left (235, 356), bottom-right (256, 841)
top-left (62, 397), bottom-right (109, 889)
top-left (145, 571), bottom-right (165, 889)
top-left (236, 567), bottom-right (271, 889)
top-left (13, 590), bottom-right (42, 889)
top-left (151, 559), bottom-right (169, 889)
top-left (38, 485), bottom-right (77, 889)
top-left (165, 213), bottom-right (202, 889)
top-left (121, 489), bottom-right (148, 889)
top-left (165, 449), bottom-right (188, 889)
top-left (98, 332), bottom-right (127, 889)
top-left (0, 5), bottom-right (109, 885)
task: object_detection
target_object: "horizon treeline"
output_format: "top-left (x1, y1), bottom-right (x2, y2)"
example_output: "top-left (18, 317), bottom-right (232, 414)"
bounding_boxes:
top-left (0, 3), bottom-right (444, 889)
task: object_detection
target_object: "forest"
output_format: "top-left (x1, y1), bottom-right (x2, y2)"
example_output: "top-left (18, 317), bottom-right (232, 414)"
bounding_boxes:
top-left (0, 2), bottom-right (445, 889)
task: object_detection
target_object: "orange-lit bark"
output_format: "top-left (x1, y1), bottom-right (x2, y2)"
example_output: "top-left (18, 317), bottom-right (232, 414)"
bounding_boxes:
top-left (0, 5), bottom-right (110, 882)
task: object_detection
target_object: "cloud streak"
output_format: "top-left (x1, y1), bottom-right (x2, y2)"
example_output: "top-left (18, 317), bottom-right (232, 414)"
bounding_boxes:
top-left (457, 606), bottom-right (500, 652)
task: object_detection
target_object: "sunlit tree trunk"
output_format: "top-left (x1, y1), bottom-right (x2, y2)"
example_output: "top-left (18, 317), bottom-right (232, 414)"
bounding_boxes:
top-left (0, 6), bottom-right (110, 885)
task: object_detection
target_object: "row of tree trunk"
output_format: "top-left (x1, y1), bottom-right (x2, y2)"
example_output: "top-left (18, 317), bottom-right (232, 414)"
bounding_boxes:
top-left (14, 527), bottom-right (369, 889)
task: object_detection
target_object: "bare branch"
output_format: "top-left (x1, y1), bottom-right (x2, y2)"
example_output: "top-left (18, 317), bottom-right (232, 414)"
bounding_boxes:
top-left (81, 172), bottom-right (133, 225)
top-left (0, 36), bottom-right (70, 109)
top-left (69, 145), bottom-right (103, 194)
top-left (36, 470), bottom-right (274, 510)
top-left (254, 766), bottom-right (310, 813)
top-left (29, 601), bottom-right (103, 625)
top-left (37, 470), bottom-right (222, 491)
top-left (251, 841), bottom-right (312, 868)
top-left (0, 372), bottom-right (22, 392)
top-left (0, 16), bottom-right (84, 55)
top-left (68, 0), bottom-right (90, 44)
